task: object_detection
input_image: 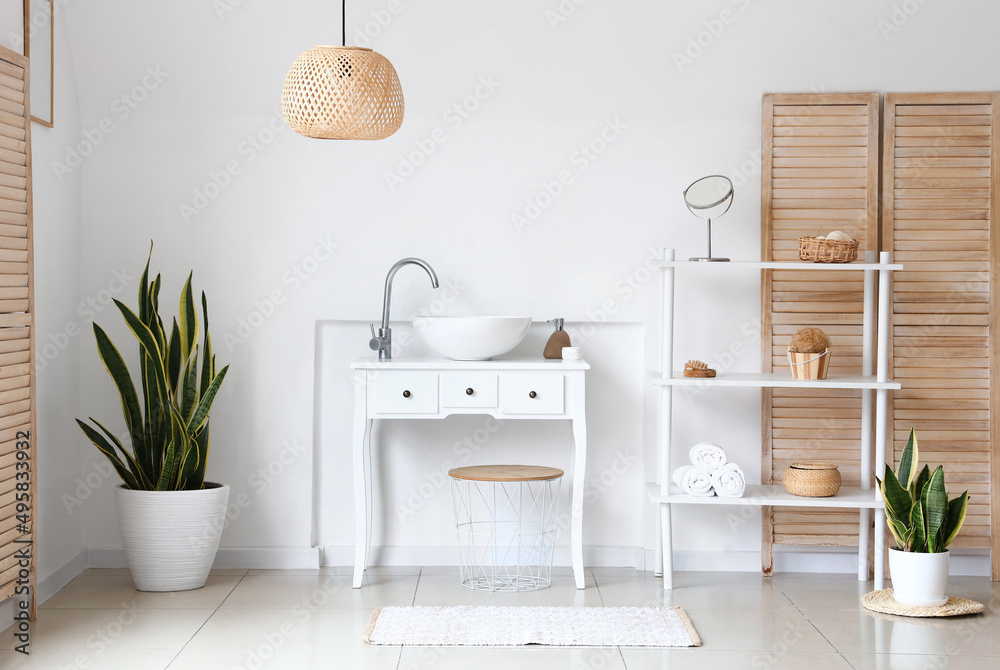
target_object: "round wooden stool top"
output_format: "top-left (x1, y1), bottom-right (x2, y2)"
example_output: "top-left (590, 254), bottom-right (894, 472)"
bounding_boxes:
top-left (448, 465), bottom-right (564, 482)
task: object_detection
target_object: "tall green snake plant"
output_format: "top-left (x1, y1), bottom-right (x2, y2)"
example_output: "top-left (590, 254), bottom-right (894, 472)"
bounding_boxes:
top-left (76, 246), bottom-right (230, 491)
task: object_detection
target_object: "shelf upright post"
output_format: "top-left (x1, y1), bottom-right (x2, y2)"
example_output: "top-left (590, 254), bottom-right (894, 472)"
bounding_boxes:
top-left (874, 251), bottom-right (892, 590)
top-left (859, 251), bottom-right (876, 580)
top-left (659, 248), bottom-right (676, 589)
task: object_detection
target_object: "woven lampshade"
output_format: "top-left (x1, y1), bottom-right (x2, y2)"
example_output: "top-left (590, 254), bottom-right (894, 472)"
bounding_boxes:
top-left (281, 46), bottom-right (404, 140)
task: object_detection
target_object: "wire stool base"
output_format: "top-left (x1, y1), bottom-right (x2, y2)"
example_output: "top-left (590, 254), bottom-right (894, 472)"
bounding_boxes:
top-left (450, 470), bottom-right (562, 593)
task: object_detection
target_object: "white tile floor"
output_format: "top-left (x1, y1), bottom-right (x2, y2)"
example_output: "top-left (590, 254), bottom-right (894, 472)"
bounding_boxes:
top-left (1, 567), bottom-right (998, 669)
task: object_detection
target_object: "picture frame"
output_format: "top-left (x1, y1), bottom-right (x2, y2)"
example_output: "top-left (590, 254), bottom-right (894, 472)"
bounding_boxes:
top-left (24, 0), bottom-right (51, 126)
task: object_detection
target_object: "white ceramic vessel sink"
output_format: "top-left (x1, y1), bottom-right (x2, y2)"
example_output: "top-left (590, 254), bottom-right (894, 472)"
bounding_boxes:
top-left (412, 316), bottom-right (532, 361)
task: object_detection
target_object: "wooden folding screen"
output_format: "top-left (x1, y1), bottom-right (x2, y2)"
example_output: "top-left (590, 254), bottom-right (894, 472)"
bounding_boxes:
top-left (882, 93), bottom-right (999, 579)
top-left (0, 46), bottom-right (35, 612)
top-left (760, 93), bottom-right (880, 573)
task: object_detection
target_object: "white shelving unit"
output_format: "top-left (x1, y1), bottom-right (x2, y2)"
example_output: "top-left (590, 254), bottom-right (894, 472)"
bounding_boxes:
top-left (650, 249), bottom-right (902, 590)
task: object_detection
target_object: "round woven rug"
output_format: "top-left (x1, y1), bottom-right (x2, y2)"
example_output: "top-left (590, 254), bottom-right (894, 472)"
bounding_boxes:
top-left (862, 589), bottom-right (984, 618)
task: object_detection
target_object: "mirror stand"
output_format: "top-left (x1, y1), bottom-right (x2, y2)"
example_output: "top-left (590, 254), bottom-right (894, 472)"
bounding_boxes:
top-left (689, 219), bottom-right (730, 262)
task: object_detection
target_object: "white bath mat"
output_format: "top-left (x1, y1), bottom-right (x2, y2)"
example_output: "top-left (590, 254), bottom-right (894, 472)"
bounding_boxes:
top-left (363, 606), bottom-right (701, 647)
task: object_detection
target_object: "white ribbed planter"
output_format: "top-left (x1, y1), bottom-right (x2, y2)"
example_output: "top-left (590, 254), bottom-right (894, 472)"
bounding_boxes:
top-left (116, 483), bottom-right (230, 592)
top-left (888, 547), bottom-right (950, 607)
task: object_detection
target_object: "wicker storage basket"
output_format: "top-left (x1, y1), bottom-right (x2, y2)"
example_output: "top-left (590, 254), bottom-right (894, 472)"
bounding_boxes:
top-left (783, 462), bottom-right (841, 497)
top-left (799, 236), bottom-right (859, 263)
top-left (788, 348), bottom-right (830, 380)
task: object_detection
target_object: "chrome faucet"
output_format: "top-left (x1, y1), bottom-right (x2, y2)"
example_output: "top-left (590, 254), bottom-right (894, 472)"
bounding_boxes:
top-left (369, 258), bottom-right (439, 360)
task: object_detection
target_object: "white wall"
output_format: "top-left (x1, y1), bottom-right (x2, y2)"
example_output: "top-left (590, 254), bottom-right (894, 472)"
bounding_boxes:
top-left (31, 7), bottom-right (85, 591)
top-left (55, 1), bottom-right (1000, 569)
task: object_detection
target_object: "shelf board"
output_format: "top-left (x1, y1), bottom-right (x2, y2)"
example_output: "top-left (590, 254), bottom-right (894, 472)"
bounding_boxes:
top-left (648, 371), bottom-right (901, 390)
top-left (646, 483), bottom-right (884, 509)
top-left (653, 259), bottom-right (903, 271)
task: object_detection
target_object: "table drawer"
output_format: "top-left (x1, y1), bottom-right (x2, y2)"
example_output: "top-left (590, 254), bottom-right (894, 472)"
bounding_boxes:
top-left (499, 374), bottom-right (565, 414)
top-left (441, 372), bottom-right (498, 408)
top-left (373, 371), bottom-right (438, 414)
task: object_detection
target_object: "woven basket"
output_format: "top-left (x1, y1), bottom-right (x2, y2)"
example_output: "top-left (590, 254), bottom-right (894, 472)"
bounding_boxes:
top-left (783, 461), bottom-right (841, 497)
top-left (281, 46), bottom-right (404, 140)
top-left (799, 236), bottom-right (859, 263)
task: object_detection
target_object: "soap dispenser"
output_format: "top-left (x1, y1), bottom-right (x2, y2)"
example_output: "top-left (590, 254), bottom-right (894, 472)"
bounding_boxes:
top-left (543, 318), bottom-right (571, 359)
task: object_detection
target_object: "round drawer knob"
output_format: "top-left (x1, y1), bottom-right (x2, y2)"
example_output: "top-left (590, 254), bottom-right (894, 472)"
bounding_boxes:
top-left (466, 388), bottom-right (474, 396)
top-left (402, 390), bottom-right (411, 398)
top-left (529, 391), bottom-right (537, 398)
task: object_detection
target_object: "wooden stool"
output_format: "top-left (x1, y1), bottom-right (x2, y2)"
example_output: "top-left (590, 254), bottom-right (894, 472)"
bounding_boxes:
top-left (449, 465), bottom-right (563, 592)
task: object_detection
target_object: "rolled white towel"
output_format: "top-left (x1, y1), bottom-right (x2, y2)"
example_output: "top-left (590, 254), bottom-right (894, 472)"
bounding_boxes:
top-left (689, 442), bottom-right (727, 473)
top-left (672, 465), bottom-right (715, 497)
top-left (711, 462), bottom-right (746, 498)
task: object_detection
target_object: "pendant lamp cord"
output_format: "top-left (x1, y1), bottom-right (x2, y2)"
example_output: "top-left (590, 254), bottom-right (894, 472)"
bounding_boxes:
top-left (342, 0), bottom-right (346, 46)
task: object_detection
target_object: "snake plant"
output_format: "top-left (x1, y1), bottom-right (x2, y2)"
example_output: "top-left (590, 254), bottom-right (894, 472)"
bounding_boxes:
top-left (76, 245), bottom-right (230, 491)
top-left (877, 428), bottom-right (968, 553)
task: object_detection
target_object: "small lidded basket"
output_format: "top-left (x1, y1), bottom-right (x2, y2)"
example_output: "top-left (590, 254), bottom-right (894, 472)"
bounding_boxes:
top-left (783, 461), bottom-right (841, 497)
top-left (799, 236), bottom-right (859, 263)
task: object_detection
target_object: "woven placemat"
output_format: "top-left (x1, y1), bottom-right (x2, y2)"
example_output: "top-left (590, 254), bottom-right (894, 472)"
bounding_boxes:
top-left (862, 589), bottom-right (984, 618)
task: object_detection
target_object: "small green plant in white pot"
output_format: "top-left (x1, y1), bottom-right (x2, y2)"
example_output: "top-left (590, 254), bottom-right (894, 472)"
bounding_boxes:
top-left (76, 246), bottom-right (230, 591)
top-left (877, 428), bottom-right (968, 607)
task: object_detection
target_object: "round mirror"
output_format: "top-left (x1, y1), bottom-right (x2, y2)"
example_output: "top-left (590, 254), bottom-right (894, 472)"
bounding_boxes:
top-left (683, 175), bottom-right (734, 262)
top-left (684, 175), bottom-right (734, 214)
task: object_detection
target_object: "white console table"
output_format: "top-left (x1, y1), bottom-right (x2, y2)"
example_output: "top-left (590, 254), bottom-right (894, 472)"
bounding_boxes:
top-left (351, 357), bottom-right (590, 589)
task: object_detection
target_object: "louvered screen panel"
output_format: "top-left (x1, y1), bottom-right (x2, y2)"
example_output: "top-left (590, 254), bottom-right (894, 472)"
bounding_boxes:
top-left (882, 93), bottom-right (998, 579)
top-left (761, 93), bottom-right (880, 573)
top-left (0, 46), bottom-right (34, 613)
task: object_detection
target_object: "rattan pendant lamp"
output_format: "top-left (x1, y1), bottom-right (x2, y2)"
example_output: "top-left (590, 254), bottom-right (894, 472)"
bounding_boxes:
top-left (281, 1), bottom-right (404, 140)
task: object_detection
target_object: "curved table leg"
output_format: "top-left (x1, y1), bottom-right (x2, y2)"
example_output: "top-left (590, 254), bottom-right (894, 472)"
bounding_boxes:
top-left (570, 417), bottom-right (587, 590)
top-left (353, 414), bottom-right (373, 589)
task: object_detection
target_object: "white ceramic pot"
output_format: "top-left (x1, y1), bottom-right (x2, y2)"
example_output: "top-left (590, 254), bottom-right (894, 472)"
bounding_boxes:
top-left (116, 483), bottom-right (230, 592)
top-left (888, 547), bottom-right (949, 607)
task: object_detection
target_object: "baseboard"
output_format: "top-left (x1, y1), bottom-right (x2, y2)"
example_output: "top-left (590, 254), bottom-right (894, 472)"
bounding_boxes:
top-left (87, 547), bottom-right (321, 570)
top-left (212, 547), bottom-right (320, 569)
top-left (320, 545), bottom-right (642, 568)
top-left (642, 548), bottom-right (992, 577)
top-left (0, 550), bottom-right (88, 633)
top-left (38, 550), bottom-right (88, 603)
